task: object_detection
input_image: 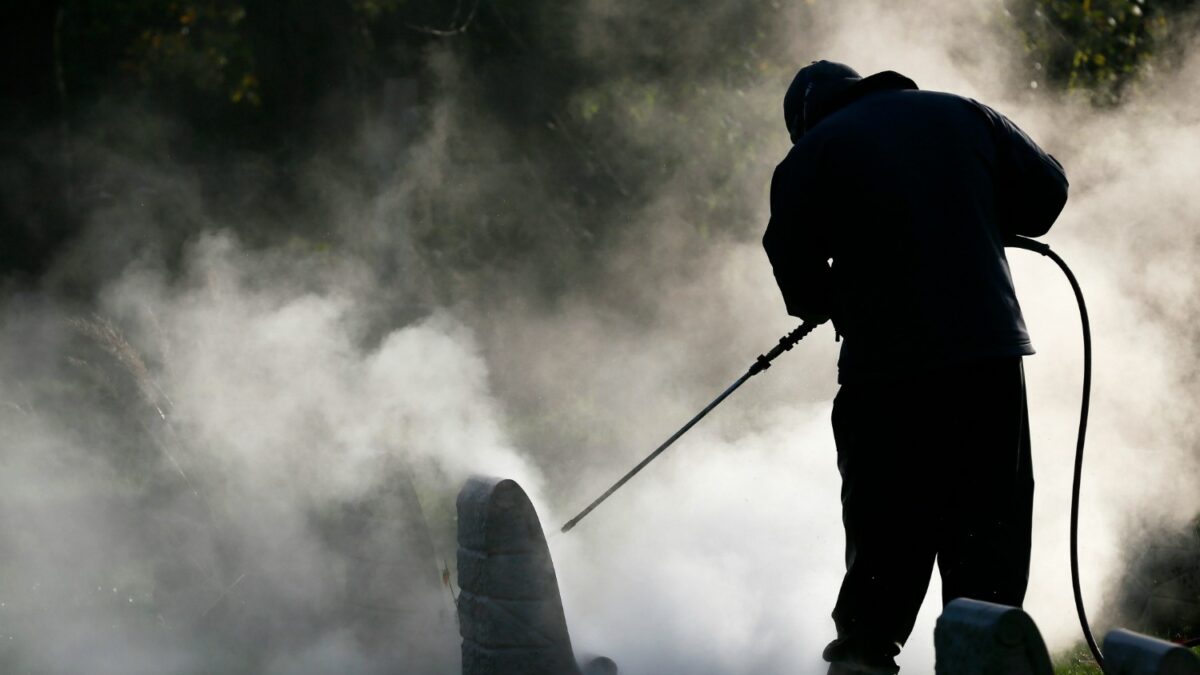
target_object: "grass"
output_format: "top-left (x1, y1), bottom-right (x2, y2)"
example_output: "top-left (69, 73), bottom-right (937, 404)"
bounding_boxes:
top-left (1052, 642), bottom-right (1200, 674)
top-left (1053, 643), bottom-right (1100, 675)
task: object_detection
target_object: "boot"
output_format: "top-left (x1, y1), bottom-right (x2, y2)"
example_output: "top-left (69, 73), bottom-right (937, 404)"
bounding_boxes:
top-left (823, 636), bottom-right (901, 675)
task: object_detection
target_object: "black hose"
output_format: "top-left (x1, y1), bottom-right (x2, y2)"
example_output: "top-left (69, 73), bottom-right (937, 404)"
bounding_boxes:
top-left (1006, 236), bottom-right (1102, 670)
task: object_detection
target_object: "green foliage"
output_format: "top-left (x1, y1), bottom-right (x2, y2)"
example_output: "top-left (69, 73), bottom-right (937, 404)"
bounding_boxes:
top-left (126, 3), bottom-right (258, 105)
top-left (1052, 641), bottom-right (1200, 673)
top-left (1011, 0), bottom-right (1196, 104)
top-left (59, 1), bottom-right (254, 105)
top-left (1053, 643), bottom-right (1102, 674)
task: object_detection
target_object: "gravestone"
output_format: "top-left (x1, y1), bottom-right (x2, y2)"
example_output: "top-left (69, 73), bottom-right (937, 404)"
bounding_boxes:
top-left (1103, 628), bottom-right (1200, 675)
top-left (934, 598), bottom-right (1054, 674)
top-left (457, 476), bottom-right (617, 675)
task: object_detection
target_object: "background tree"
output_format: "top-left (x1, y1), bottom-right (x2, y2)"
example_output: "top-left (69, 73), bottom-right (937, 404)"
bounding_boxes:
top-left (1010, 0), bottom-right (1197, 103)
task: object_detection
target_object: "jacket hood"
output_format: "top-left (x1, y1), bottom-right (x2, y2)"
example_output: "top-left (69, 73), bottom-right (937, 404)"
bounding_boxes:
top-left (784, 61), bottom-right (918, 140)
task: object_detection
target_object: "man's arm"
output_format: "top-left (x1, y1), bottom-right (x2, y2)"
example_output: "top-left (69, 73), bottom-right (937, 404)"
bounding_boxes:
top-left (979, 103), bottom-right (1069, 237)
top-left (762, 161), bottom-right (833, 324)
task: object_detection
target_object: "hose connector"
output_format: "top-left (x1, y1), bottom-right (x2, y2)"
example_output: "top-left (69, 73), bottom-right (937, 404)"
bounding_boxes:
top-left (1005, 235), bottom-right (1052, 256)
top-left (748, 321), bottom-right (820, 376)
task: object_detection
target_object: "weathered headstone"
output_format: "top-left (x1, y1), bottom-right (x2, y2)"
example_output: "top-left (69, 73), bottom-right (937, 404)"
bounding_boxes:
top-left (1103, 629), bottom-right (1200, 674)
top-left (934, 598), bottom-right (1053, 675)
top-left (457, 477), bottom-right (616, 675)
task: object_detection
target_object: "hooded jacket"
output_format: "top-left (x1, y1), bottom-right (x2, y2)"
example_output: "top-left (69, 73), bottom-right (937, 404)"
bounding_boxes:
top-left (763, 64), bottom-right (1068, 383)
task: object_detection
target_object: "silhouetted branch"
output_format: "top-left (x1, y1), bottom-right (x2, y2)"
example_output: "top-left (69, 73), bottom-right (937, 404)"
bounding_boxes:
top-left (406, 0), bottom-right (481, 37)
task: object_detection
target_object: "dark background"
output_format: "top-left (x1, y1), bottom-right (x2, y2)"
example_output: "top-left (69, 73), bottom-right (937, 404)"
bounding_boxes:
top-left (4, 0), bottom-right (1196, 288)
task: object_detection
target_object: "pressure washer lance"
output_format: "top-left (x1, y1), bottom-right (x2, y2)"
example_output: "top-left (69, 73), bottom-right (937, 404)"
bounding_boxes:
top-left (559, 321), bottom-right (819, 534)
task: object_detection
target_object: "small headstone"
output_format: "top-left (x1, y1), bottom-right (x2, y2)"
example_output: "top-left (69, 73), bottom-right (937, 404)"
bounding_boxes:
top-left (934, 598), bottom-right (1053, 675)
top-left (1103, 629), bottom-right (1200, 675)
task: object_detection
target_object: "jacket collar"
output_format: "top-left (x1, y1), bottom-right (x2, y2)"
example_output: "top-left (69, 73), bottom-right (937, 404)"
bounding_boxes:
top-left (803, 71), bottom-right (918, 135)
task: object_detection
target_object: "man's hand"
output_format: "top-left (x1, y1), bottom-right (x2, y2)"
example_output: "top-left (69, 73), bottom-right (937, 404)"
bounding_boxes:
top-left (795, 308), bottom-right (831, 325)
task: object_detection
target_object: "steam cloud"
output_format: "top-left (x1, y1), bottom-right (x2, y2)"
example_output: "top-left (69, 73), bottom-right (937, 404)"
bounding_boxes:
top-left (2, 0), bottom-right (1199, 673)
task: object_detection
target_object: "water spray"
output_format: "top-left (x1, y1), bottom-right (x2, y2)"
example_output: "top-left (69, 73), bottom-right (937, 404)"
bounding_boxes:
top-left (559, 236), bottom-right (1101, 670)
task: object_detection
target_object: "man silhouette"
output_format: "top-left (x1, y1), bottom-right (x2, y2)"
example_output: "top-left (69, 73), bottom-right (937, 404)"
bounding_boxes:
top-left (763, 61), bottom-right (1068, 674)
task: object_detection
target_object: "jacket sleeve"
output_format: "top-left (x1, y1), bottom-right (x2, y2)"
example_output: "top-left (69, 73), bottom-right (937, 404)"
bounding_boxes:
top-left (980, 103), bottom-right (1069, 237)
top-left (762, 161), bottom-right (833, 323)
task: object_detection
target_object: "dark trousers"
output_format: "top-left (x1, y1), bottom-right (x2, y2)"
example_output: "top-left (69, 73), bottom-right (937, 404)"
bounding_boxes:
top-left (829, 357), bottom-right (1034, 655)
